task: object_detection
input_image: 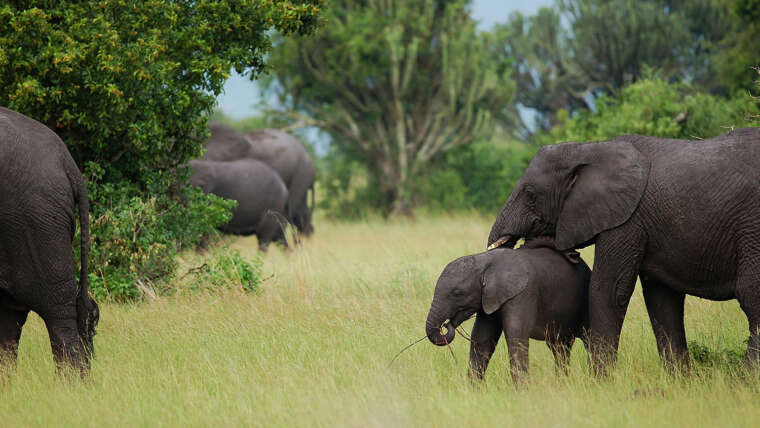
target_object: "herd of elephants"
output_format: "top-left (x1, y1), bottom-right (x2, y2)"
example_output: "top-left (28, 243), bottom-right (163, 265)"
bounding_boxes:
top-left (0, 105), bottom-right (759, 384)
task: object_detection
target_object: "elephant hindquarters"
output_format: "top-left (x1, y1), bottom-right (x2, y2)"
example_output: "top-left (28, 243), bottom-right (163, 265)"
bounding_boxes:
top-left (287, 158), bottom-right (315, 235)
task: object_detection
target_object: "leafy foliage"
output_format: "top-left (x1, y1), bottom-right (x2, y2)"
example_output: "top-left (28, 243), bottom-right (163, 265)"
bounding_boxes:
top-left (191, 249), bottom-right (263, 294)
top-left (415, 141), bottom-right (538, 213)
top-left (0, 1), bottom-right (322, 300)
top-left (265, 0), bottom-right (517, 215)
top-left (689, 340), bottom-right (745, 371)
top-left (0, 1), bottom-right (323, 185)
top-left (715, 0), bottom-right (760, 91)
top-left (84, 165), bottom-right (236, 301)
top-left (539, 76), bottom-right (758, 144)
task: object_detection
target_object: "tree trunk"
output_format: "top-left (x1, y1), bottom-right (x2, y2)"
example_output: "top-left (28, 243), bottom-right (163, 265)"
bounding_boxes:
top-left (372, 153), bottom-right (415, 218)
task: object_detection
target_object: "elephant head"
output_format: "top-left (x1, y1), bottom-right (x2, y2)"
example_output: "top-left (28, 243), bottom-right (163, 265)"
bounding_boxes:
top-left (487, 139), bottom-right (650, 251)
top-left (426, 251), bottom-right (528, 346)
top-left (188, 159), bottom-right (214, 193)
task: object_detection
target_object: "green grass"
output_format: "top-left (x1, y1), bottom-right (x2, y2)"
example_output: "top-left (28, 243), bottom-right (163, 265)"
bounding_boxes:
top-left (0, 215), bottom-right (757, 426)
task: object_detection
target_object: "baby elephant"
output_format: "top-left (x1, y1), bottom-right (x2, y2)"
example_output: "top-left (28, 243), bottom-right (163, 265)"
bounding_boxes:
top-left (425, 244), bottom-right (591, 383)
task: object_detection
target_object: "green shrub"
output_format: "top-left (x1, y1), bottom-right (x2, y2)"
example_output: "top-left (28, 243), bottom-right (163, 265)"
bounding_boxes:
top-left (83, 163), bottom-right (236, 301)
top-left (192, 249), bottom-right (263, 294)
top-left (689, 340), bottom-right (745, 371)
top-left (539, 75), bottom-right (758, 144)
top-left (317, 149), bottom-right (384, 220)
top-left (415, 140), bottom-right (539, 213)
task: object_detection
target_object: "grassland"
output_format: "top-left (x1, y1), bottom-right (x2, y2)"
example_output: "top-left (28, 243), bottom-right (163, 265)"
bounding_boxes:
top-left (0, 215), bottom-right (757, 427)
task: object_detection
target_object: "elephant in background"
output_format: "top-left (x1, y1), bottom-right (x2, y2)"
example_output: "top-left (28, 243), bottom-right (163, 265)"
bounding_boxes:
top-left (244, 129), bottom-right (315, 237)
top-left (189, 158), bottom-right (288, 250)
top-left (202, 122), bottom-right (315, 237)
top-left (487, 128), bottom-right (760, 373)
top-left (426, 242), bottom-right (590, 383)
top-left (0, 107), bottom-right (99, 374)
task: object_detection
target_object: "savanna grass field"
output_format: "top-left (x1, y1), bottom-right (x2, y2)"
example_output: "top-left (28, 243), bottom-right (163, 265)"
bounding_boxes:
top-left (0, 215), bottom-right (757, 427)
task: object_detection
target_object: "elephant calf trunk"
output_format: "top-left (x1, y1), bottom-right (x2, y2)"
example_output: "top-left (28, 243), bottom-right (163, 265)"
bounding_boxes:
top-left (426, 311), bottom-right (456, 346)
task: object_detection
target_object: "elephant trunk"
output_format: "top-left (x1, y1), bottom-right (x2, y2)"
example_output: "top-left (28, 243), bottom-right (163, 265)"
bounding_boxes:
top-left (487, 194), bottom-right (529, 249)
top-left (426, 305), bottom-right (456, 346)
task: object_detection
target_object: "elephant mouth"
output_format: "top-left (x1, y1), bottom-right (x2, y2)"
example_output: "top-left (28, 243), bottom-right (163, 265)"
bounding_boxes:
top-left (487, 234), bottom-right (516, 250)
top-left (428, 319), bottom-right (457, 346)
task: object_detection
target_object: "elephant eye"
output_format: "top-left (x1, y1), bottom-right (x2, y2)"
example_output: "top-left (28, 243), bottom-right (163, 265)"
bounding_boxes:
top-left (568, 164), bottom-right (586, 188)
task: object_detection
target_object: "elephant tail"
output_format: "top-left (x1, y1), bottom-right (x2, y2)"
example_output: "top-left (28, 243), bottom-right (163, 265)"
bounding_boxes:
top-left (76, 176), bottom-right (89, 304)
top-left (73, 173), bottom-right (98, 350)
top-left (310, 183), bottom-right (315, 213)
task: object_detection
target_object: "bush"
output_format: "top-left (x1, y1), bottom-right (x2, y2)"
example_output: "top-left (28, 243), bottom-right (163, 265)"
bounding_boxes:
top-left (317, 149), bottom-right (383, 220)
top-left (539, 75), bottom-right (758, 144)
top-left (191, 249), bottom-right (263, 294)
top-left (689, 340), bottom-right (745, 371)
top-left (415, 140), bottom-right (539, 213)
top-left (83, 164), bottom-right (236, 301)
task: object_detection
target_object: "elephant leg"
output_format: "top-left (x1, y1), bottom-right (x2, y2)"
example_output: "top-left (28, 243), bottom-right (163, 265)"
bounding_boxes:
top-left (41, 300), bottom-right (90, 375)
top-left (547, 335), bottom-right (574, 375)
top-left (587, 227), bottom-right (646, 376)
top-left (735, 273), bottom-right (760, 368)
top-left (468, 312), bottom-right (502, 381)
top-left (0, 303), bottom-right (29, 367)
top-left (505, 336), bottom-right (530, 385)
top-left (641, 280), bottom-right (689, 371)
top-left (256, 212), bottom-right (285, 252)
top-left (287, 166), bottom-right (314, 236)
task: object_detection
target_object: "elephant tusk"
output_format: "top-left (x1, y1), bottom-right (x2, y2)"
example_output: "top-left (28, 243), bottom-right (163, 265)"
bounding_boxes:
top-left (487, 235), bottom-right (511, 250)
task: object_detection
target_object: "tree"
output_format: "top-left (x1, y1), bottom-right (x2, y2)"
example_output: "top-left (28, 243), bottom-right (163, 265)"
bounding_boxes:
top-left (264, 0), bottom-right (517, 215)
top-left (715, 0), bottom-right (760, 91)
top-left (498, 0), bottom-right (732, 130)
top-left (0, 1), bottom-right (323, 300)
top-left (495, 8), bottom-right (590, 130)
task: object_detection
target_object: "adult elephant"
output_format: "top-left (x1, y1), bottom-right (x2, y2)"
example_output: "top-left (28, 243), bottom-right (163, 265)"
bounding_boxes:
top-left (189, 158), bottom-right (288, 250)
top-left (202, 122), bottom-right (315, 236)
top-left (486, 128), bottom-right (760, 372)
top-left (0, 107), bottom-right (99, 374)
top-left (244, 130), bottom-right (315, 237)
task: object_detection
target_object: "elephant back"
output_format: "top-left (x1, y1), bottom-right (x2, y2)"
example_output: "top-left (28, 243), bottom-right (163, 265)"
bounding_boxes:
top-left (0, 107), bottom-right (76, 205)
top-left (202, 121), bottom-right (251, 162)
top-left (244, 129), bottom-right (312, 187)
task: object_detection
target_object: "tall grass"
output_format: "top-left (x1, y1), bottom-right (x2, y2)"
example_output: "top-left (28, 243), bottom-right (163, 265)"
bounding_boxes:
top-left (0, 215), bottom-right (756, 426)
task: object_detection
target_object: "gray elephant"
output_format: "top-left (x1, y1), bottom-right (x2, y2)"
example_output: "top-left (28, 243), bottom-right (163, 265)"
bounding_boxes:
top-left (426, 241), bottom-right (591, 383)
top-left (189, 158), bottom-right (288, 250)
top-left (202, 122), bottom-right (315, 236)
top-left (487, 128), bottom-right (760, 373)
top-left (244, 129), bottom-right (315, 237)
top-left (0, 107), bottom-right (99, 374)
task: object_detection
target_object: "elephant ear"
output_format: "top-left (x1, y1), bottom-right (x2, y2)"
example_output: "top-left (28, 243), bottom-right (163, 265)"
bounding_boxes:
top-left (555, 140), bottom-right (649, 250)
top-left (482, 251), bottom-right (530, 315)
